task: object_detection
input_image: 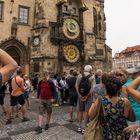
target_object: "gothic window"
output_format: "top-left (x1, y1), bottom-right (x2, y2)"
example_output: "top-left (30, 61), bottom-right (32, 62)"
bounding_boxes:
top-left (0, 2), bottom-right (4, 20)
top-left (19, 6), bottom-right (29, 24)
top-left (96, 49), bottom-right (104, 56)
top-left (34, 62), bottom-right (40, 72)
top-left (93, 8), bottom-right (97, 35)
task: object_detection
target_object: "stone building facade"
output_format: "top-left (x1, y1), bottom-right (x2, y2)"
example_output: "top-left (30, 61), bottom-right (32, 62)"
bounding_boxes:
top-left (112, 45), bottom-right (140, 70)
top-left (31, 0), bottom-right (112, 75)
top-left (0, 0), bottom-right (34, 74)
top-left (0, 0), bottom-right (112, 76)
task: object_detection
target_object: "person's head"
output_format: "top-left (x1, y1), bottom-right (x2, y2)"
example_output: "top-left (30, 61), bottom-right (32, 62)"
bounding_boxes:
top-left (101, 73), bottom-right (109, 85)
top-left (115, 70), bottom-right (128, 84)
top-left (73, 70), bottom-right (78, 76)
top-left (96, 69), bottom-right (102, 76)
top-left (104, 75), bottom-right (122, 98)
top-left (69, 69), bottom-right (74, 75)
top-left (42, 71), bottom-right (49, 80)
top-left (24, 75), bottom-right (29, 80)
top-left (84, 65), bottom-right (92, 74)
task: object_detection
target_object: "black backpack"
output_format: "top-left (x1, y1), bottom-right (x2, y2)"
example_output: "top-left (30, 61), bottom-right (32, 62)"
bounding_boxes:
top-left (79, 74), bottom-right (91, 97)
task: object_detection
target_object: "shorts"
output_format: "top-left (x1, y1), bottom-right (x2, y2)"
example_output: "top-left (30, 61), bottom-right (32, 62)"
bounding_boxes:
top-left (69, 96), bottom-right (78, 106)
top-left (0, 94), bottom-right (5, 105)
top-left (77, 95), bottom-right (93, 112)
top-left (11, 94), bottom-right (25, 106)
top-left (24, 91), bottom-right (29, 100)
top-left (39, 100), bottom-right (52, 115)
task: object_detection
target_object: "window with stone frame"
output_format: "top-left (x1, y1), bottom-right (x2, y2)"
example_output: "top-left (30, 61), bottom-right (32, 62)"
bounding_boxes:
top-left (34, 62), bottom-right (40, 73)
top-left (0, 2), bottom-right (4, 20)
top-left (96, 49), bottom-right (104, 56)
top-left (19, 6), bottom-right (29, 24)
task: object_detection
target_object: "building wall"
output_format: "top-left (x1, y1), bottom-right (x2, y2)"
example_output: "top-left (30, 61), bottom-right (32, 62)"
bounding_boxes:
top-left (113, 51), bottom-right (140, 70)
top-left (0, 0), bottom-right (35, 75)
top-left (31, 0), bottom-right (111, 76)
top-left (0, 0), bottom-right (112, 76)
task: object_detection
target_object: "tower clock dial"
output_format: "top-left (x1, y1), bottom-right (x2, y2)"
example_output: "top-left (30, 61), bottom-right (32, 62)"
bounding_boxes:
top-left (62, 18), bottom-right (80, 39)
top-left (63, 45), bottom-right (80, 63)
top-left (32, 36), bottom-right (40, 47)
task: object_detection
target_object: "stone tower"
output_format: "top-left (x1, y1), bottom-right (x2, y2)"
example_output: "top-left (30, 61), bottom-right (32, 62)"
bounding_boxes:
top-left (31, 0), bottom-right (112, 75)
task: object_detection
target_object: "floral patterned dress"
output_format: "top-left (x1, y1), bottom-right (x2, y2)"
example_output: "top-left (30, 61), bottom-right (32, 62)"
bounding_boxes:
top-left (102, 97), bottom-right (130, 140)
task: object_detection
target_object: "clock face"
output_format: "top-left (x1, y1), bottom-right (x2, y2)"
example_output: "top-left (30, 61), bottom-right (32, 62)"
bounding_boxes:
top-left (63, 45), bottom-right (80, 63)
top-left (62, 18), bottom-right (80, 39)
top-left (33, 37), bottom-right (40, 46)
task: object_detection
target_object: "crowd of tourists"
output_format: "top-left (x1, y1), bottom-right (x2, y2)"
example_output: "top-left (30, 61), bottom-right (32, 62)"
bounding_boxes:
top-left (0, 48), bottom-right (140, 139)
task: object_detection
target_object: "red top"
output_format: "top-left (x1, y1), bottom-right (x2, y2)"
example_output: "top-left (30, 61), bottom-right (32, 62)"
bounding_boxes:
top-left (39, 80), bottom-right (53, 100)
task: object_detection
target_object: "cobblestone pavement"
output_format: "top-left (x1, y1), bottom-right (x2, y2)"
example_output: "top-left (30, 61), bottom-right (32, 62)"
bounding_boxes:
top-left (0, 94), bottom-right (82, 140)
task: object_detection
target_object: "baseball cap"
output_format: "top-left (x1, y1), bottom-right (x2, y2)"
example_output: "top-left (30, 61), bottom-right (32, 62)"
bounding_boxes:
top-left (127, 62), bottom-right (140, 74)
top-left (84, 65), bottom-right (92, 72)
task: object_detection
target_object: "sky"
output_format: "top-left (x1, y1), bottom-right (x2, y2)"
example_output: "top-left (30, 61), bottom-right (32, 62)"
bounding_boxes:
top-left (104, 0), bottom-right (140, 56)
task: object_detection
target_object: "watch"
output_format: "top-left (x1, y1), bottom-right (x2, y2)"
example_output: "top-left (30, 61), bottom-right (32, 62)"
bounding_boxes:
top-left (32, 36), bottom-right (40, 46)
top-left (62, 18), bottom-right (80, 39)
top-left (63, 45), bottom-right (80, 63)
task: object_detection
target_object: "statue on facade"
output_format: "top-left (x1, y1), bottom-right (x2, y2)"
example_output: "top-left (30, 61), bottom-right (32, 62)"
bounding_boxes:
top-left (11, 17), bottom-right (18, 37)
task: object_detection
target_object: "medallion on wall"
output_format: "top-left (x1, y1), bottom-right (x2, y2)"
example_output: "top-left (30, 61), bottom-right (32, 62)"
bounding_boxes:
top-left (63, 45), bottom-right (80, 63)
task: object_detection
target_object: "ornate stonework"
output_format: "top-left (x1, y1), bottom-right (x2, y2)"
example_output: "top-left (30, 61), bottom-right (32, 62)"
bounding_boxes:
top-left (31, 0), bottom-right (112, 75)
top-left (0, 0), bottom-right (112, 76)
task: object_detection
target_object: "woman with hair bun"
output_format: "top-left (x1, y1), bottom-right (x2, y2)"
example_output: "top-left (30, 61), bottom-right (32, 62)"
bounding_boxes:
top-left (89, 75), bottom-right (135, 140)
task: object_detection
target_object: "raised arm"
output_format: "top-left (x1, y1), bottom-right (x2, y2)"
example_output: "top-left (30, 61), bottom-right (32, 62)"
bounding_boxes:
top-left (0, 49), bottom-right (18, 83)
top-left (127, 76), bottom-right (140, 103)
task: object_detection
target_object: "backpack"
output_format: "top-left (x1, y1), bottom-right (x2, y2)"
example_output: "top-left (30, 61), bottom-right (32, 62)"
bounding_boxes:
top-left (79, 74), bottom-right (91, 97)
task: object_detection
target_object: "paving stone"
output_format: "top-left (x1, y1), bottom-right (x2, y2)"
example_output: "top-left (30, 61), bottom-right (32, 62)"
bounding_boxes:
top-left (0, 94), bottom-right (82, 140)
top-left (11, 126), bottom-right (82, 140)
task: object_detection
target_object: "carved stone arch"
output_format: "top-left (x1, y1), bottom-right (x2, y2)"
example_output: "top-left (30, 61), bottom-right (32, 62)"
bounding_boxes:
top-left (0, 38), bottom-right (29, 71)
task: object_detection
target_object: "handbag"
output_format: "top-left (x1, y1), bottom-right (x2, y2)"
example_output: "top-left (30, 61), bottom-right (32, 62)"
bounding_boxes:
top-left (83, 98), bottom-right (104, 140)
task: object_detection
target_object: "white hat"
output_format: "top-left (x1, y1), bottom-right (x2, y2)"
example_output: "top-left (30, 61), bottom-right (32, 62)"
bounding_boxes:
top-left (127, 62), bottom-right (140, 74)
top-left (84, 65), bottom-right (92, 72)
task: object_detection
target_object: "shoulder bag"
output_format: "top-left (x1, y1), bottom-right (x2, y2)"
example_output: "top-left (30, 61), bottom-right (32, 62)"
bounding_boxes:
top-left (83, 97), bottom-right (105, 140)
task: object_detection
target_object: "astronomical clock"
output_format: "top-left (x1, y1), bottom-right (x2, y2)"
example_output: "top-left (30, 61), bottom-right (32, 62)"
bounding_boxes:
top-left (63, 45), bottom-right (80, 63)
top-left (49, 0), bottom-right (88, 72)
top-left (62, 18), bottom-right (80, 40)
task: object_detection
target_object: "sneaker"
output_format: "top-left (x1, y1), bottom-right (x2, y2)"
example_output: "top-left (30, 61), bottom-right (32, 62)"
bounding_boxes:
top-left (22, 117), bottom-right (29, 122)
top-left (35, 126), bottom-right (42, 133)
top-left (78, 127), bottom-right (82, 132)
top-left (82, 128), bottom-right (85, 134)
top-left (6, 119), bottom-right (12, 125)
top-left (44, 124), bottom-right (49, 130)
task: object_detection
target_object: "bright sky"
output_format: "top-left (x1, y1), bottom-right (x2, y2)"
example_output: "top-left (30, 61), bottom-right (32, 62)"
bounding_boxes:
top-left (104, 0), bottom-right (140, 56)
